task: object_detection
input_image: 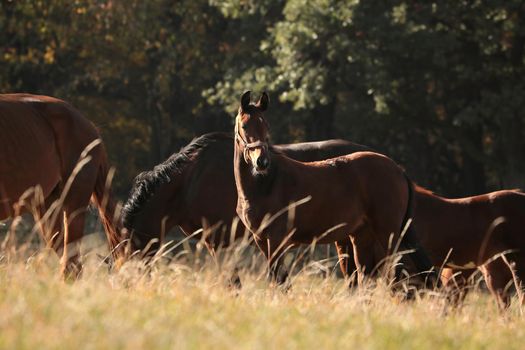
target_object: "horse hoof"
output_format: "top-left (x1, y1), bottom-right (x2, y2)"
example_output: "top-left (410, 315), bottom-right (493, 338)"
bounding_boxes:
top-left (227, 275), bottom-right (242, 290)
top-left (61, 261), bottom-right (83, 282)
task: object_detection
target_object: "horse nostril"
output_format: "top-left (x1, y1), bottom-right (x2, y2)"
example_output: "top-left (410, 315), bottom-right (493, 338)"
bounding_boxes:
top-left (257, 156), bottom-right (269, 169)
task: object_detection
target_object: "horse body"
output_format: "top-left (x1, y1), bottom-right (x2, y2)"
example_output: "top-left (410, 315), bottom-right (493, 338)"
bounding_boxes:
top-left (0, 93), bottom-right (121, 276)
top-left (236, 152), bottom-right (408, 246)
top-left (233, 91), bottom-right (435, 286)
top-left (413, 187), bottom-right (525, 307)
top-left (235, 143), bottom-right (423, 285)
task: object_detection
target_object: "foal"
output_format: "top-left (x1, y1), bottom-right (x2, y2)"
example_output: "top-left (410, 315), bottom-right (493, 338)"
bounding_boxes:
top-left (233, 91), bottom-right (436, 287)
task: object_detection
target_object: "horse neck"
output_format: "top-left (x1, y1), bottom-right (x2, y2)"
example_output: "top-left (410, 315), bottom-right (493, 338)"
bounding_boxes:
top-left (136, 173), bottom-right (190, 246)
top-left (234, 141), bottom-right (255, 202)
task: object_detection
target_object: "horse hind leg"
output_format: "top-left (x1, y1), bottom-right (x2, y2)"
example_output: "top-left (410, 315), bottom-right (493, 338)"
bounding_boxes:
top-left (35, 184), bottom-right (64, 251)
top-left (374, 219), bottom-right (437, 291)
top-left (506, 254), bottom-right (525, 306)
top-left (60, 208), bottom-right (87, 279)
top-left (480, 258), bottom-right (514, 310)
top-left (30, 183), bottom-right (83, 278)
top-left (350, 227), bottom-right (380, 287)
top-left (203, 238), bottom-right (242, 290)
top-left (59, 159), bottom-right (100, 280)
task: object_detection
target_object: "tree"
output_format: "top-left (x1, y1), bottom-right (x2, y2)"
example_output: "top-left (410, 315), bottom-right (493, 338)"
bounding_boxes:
top-left (209, 0), bottom-right (525, 196)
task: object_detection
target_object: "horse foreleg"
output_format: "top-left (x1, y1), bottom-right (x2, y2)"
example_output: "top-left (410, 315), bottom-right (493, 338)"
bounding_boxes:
top-left (204, 239), bottom-right (242, 289)
top-left (254, 235), bottom-right (289, 286)
top-left (441, 268), bottom-right (473, 307)
top-left (335, 241), bottom-right (358, 285)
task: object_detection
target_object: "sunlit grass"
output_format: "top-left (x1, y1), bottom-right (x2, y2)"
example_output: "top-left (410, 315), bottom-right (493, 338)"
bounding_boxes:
top-left (0, 228), bottom-right (524, 350)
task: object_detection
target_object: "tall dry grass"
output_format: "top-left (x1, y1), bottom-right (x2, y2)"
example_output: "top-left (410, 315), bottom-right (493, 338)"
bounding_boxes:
top-left (1, 212), bottom-right (525, 349)
top-left (1, 144), bottom-right (524, 349)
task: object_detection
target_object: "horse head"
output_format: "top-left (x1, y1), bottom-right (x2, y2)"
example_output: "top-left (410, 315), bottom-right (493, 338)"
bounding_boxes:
top-left (235, 91), bottom-right (271, 175)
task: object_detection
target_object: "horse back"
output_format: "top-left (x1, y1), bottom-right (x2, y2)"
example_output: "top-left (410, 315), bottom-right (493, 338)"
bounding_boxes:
top-left (275, 139), bottom-right (372, 162)
top-left (6, 94), bottom-right (101, 173)
top-left (415, 188), bottom-right (525, 266)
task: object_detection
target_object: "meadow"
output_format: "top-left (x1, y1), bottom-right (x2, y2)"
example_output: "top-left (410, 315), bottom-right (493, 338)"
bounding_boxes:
top-left (3, 2), bottom-right (525, 349)
top-left (1, 219), bottom-right (524, 350)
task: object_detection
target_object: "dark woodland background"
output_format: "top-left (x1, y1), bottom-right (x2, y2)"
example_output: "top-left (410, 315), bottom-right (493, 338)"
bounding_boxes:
top-left (2, 0), bottom-right (525, 199)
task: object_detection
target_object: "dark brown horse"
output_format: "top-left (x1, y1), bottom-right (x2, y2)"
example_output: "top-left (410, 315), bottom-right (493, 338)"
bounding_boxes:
top-left (233, 91), bottom-right (436, 287)
top-left (121, 133), bottom-right (371, 256)
top-left (0, 94), bottom-right (122, 276)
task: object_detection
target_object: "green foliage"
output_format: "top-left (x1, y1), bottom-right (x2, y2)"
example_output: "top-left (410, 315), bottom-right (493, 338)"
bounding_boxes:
top-left (2, 0), bottom-right (525, 196)
top-left (1, 0), bottom-right (234, 194)
top-left (209, 0), bottom-right (525, 194)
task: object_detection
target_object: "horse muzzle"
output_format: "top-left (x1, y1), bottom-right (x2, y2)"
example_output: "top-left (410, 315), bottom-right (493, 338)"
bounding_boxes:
top-left (255, 154), bottom-right (270, 172)
top-left (243, 141), bottom-right (270, 174)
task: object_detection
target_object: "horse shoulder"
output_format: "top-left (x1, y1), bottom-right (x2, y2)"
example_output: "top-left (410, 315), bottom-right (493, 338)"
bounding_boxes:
top-left (235, 196), bottom-right (261, 233)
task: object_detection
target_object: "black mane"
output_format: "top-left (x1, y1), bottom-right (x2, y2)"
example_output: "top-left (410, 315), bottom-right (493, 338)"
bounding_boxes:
top-left (121, 132), bottom-right (232, 230)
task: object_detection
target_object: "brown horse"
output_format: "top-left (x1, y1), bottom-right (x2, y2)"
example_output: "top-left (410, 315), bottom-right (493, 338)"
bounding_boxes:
top-left (414, 187), bottom-right (525, 308)
top-left (338, 186), bottom-right (525, 308)
top-left (0, 93), bottom-right (122, 276)
top-left (123, 110), bottom-right (523, 306)
top-left (233, 91), bottom-right (436, 287)
top-left (121, 133), bottom-right (371, 255)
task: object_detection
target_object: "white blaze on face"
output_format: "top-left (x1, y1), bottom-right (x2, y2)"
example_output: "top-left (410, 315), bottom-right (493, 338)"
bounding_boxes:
top-left (249, 147), bottom-right (263, 166)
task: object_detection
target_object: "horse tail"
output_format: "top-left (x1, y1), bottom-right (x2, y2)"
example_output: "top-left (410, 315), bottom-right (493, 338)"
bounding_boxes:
top-left (400, 173), bottom-right (438, 286)
top-left (91, 142), bottom-right (126, 264)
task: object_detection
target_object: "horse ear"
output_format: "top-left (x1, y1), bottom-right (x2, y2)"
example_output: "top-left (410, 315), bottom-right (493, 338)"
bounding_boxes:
top-left (258, 91), bottom-right (270, 111)
top-left (241, 91), bottom-right (251, 112)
